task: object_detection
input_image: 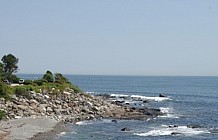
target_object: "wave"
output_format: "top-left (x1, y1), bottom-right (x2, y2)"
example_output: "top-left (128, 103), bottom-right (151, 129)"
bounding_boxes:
top-left (158, 114), bottom-right (180, 119)
top-left (130, 95), bottom-right (171, 102)
top-left (110, 94), bottom-right (129, 97)
top-left (158, 107), bottom-right (179, 118)
top-left (110, 94), bottom-right (171, 102)
top-left (75, 121), bottom-right (93, 126)
top-left (135, 125), bottom-right (210, 137)
top-left (87, 92), bottom-right (171, 102)
top-left (57, 132), bottom-right (66, 137)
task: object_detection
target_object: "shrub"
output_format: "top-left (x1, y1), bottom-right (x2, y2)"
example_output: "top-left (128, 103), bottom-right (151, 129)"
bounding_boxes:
top-left (70, 84), bottom-right (82, 93)
top-left (0, 82), bottom-right (11, 101)
top-left (15, 86), bottom-right (31, 99)
top-left (0, 110), bottom-right (6, 120)
top-left (42, 71), bottom-right (54, 83)
top-left (24, 79), bottom-right (33, 85)
top-left (33, 79), bottom-right (45, 86)
top-left (55, 73), bottom-right (69, 84)
top-left (10, 74), bottom-right (19, 83)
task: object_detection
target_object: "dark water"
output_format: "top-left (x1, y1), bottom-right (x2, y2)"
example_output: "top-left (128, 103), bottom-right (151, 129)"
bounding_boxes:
top-left (18, 75), bottom-right (218, 139)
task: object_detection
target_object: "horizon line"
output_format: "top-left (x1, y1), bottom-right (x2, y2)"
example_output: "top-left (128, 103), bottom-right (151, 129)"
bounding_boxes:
top-left (16, 73), bottom-right (218, 77)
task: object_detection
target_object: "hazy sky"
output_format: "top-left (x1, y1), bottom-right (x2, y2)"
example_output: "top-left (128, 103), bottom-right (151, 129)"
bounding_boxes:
top-left (0, 1), bottom-right (218, 76)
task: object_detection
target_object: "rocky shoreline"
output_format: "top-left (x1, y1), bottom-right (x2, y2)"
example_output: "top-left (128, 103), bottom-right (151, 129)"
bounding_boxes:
top-left (0, 89), bottom-right (163, 139)
top-left (0, 89), bottom-right (163, 122)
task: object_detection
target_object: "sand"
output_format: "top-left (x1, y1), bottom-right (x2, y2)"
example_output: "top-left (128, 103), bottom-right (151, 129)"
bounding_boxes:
top-left (0, 117), bottom-right (65, 140)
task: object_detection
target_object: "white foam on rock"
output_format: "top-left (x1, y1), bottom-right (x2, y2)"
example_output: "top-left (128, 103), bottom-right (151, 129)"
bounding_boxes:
top-left (110, 94), bottom-right (171, 102)
top-left (130, 95), bottom-right (171, 102)
top-left (135, 125), bottom-right (210, 137)
top-left (57, 132), bottom-right (66, 136)
top-left (160, 107), bottom-right (172, 113)
top-left (110, 94), bottom-right (129, 97)
top-left (75, 121), bottom-right (92, 126)
top-left (159, 114), bottom-right (180, 119)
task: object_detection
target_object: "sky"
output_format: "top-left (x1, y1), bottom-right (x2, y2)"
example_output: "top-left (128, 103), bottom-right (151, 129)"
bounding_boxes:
top-left (0, 0), bottom-right (218, 76)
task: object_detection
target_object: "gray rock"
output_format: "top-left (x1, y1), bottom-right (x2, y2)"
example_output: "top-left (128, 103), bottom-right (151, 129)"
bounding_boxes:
top-left (121, 127), bottom-right (131, 131)
top-left (17, 105), bottom-right (27, 110)
top-left (171, 132), bottom-right (183, 135)
top-left (209, 128), bottom-right (218, 134)
top-left (36, 106), bottom-right (46, 113)
top-left (92, 106), bottom-right (100, 111)
top-left (29, 99), bottom-right (39, 104)
top-left (55, 100), bottom-right (61, 105)
top-left (187, 124), bottom-right (203, 129)
top-left (11, 95), bottom-right (18, 101)
top-left (159, 93), bottom-right (167, 97)
top-left (46, 107), bottom-right (53, 113)
top-left (54, 109), bottom-right (61, 115)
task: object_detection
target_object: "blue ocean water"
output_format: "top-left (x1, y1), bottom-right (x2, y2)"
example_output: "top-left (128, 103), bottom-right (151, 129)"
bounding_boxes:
top-left (18, 75), bottom-right (218, 139)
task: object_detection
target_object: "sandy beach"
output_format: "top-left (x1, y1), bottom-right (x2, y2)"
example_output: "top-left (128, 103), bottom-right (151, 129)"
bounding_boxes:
top-left (0, 117), bottom-right (65, 140)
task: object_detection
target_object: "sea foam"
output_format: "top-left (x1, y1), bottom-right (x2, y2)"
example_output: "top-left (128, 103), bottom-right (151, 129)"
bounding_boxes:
top-left (135, 125), bottom-right (210, 137)
top-left (130, 95), bottom-right (171, 102)
top-left (110, 94), bottom-right (171, 102)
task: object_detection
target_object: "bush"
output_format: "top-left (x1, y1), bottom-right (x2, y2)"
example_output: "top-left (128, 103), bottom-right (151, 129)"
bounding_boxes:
top-left (0, 82), bottom-right (11, 101)
top-left (33, 79), bottom-right (45, 86)
top-left (70, 84), bottom-right (82, 93)
top-left (55, 73), bottom-right (69, 84)
top-left (24, 79), bottom-right (33, 85)
top-left (42, 71), bottom-right (54, 83)
top-left (10, 74), bottom-right (19, 83)
top-left (15, 86), bottom-right (31, 99)
top-left (0, 110), bottom-right (6, 120)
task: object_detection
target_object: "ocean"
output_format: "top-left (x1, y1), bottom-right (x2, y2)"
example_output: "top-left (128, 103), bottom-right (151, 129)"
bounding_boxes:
top-left (18, 75), bottom-right (218, 139)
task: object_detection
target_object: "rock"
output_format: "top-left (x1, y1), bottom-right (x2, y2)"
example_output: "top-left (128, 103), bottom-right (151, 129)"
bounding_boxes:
top-left (17, 105), bottom-right (27, 110)
top-left (55, 100), bottom-right (61, 105)
top-left (159, 93), bottom-right (167, 97)
top-left (111, 119), bottom-right (118, 123)
top-left (63, 91), bottom-right (71, 95)
top-left (62, 103), bottom-right (68, 109)
top-left (36, 106), bottom-right (46, 113)
top-left (61, 109), bottom-right (70, 115)
top-left (86, 102), bottom-right (93, 108)
top-left (92, 106), bottom-right (100, 111)
top-left (144, 108), bottom-right (162, 116)
top-left (29, 99), bottom-right (39, 104)
top-left (54, 109), bottom-right (61, 115)
top-left (171, 132), bottom-right (182, 135)
top-left (8, 113), bottom-right (15, 118)
top-left (11, 95), bottom-right (18, 101)
top-left (30, 104), bottom-right (37, 109)
top-left (81, 108), bottom-right (89, 113)
top-left (15, 116), bottom-right (22, 119)
top-left (187, 124), bottom-right (203, 129)
top-left (46, 107), bottom-right (53, 112)
top-left (44, 95), bottom-right (50, 99)
top-left (169, 125), bottom-right (178, 128)
top-left (209, 128), bottom-right (218, 134)
top-left (121, 127), bottom-right (131, 131)
top-left (143, 100), bottom-right (149, 103)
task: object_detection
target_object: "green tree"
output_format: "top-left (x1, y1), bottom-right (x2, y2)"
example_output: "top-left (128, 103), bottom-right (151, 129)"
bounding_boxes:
top-left (0, 62), bottom-right (3, 81)
top-left (55, 73), bottom-right (69, 84)
top-left (1, 54), bottom-right (19, 81)
top-left (42, 70), bottom-right (54, 82)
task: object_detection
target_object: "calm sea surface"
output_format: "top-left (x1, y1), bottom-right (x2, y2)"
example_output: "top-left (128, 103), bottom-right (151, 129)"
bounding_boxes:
top-left (18, 75), bottom-right (218, 140)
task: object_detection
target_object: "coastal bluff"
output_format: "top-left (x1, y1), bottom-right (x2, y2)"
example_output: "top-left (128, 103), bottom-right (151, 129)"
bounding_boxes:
top-left (0, 89), bottom-right (162, 123)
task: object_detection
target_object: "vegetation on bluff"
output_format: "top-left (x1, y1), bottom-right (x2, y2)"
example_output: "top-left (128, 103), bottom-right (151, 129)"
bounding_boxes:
top-left (0, 54), bottom-right (82, 103)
